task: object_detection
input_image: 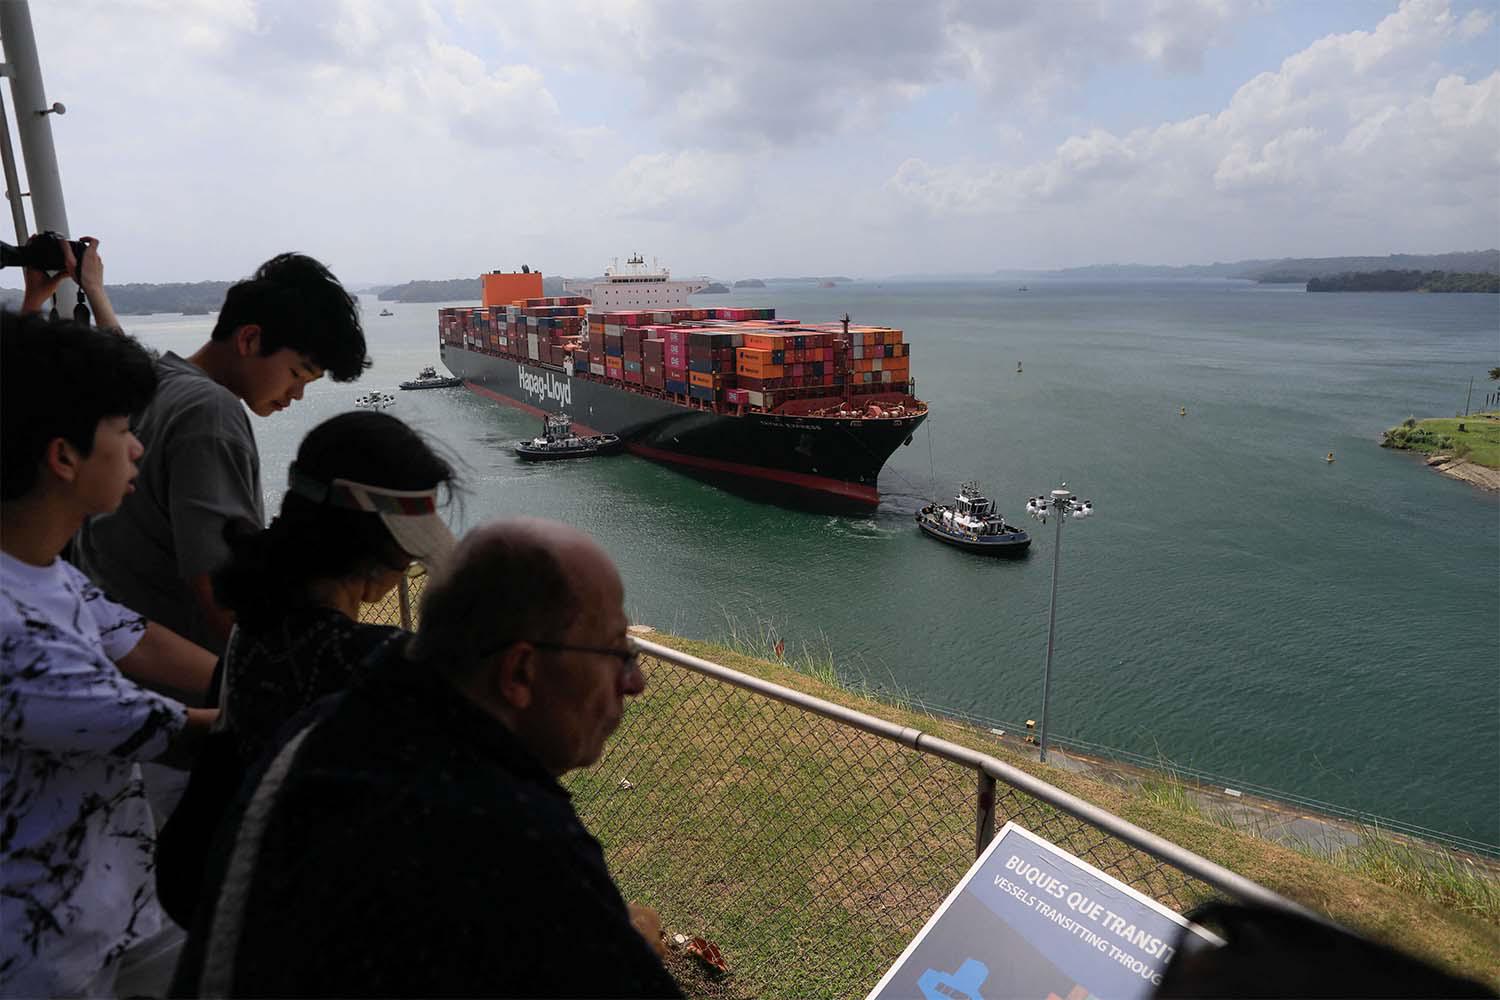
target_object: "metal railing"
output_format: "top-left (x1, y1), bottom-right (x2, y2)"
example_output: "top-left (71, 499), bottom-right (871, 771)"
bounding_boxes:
top-left (564, 637), bottom-right (1308, 999)
top-left (365, 579), bottom-right (1308, 998)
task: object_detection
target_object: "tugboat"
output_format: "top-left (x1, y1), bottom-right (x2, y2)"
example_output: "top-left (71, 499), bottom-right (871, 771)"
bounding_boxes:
top-left (916, 482), bottom-right (1031, 556)
top-left (353, 391), bottom-right (396, 410)
top-left (399, 365), bottom-right (464, 390)
top-left (515, 412), bottom-right (624, 461)
top-left (379, 307), bottom-right (395, 316)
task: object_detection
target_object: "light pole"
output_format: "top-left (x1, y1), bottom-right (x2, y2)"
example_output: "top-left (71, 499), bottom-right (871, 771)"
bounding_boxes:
top-left (1025, 485), bottom-right (1095, 763)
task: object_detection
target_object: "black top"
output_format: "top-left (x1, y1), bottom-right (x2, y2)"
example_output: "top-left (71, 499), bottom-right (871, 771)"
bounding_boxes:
top-left (220, 606), bottom-right (399, 767)
top-left (173, 639), bottom-right (682, 999)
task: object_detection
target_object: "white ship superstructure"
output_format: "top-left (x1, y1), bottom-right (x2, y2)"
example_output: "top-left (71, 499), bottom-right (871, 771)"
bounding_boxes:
top-left (565, 253), bottom-right (708, 310)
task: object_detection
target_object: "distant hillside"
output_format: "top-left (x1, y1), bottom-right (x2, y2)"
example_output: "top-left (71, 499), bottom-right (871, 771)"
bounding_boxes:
top-left (1307, 270), bottom-right (1499, 293)
top-left (733, 278), bottom-right (766, 288)
top-left (377, 277), bottom-right (479, 302)
top-left (377, 274), bottom-right (569, 302)
top-left (1036, 251), bottom-right (1500, 283)
top-left (1247, 251), bottom-right (1500, 283)
top-left (1049, 261), bottom-right (1274, 280)
top-left (0, 280), bottom-right (233, 316)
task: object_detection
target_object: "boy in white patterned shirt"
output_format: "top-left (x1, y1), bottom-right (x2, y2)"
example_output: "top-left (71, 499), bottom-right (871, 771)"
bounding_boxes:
top-left (1, 311), bottom-right (217, 998)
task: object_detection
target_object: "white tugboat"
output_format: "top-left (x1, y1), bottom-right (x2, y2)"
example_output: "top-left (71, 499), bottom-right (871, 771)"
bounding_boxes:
top-left (514, 412), bottom-right (623, 461)
top-left (916, 482), bottom-right (1031, 556)
top-left (399, 365), bottom-right (463, 390)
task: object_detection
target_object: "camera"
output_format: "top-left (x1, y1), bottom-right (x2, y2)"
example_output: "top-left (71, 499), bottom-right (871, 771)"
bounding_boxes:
top-left (0, 231), bottom-right (88, 272)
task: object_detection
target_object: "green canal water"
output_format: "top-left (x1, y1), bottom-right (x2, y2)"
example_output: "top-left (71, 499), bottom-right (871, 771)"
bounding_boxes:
top-left (126, 279), bottom-right (1500, 850)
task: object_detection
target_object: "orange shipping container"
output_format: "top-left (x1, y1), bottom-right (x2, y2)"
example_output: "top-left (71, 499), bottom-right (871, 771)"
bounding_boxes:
top-left (742, 333), bottom-right (784, 351)
top-left (481, 271), bottom-right (544, 309)
top-left (689, 371), bottom-right (718, 389)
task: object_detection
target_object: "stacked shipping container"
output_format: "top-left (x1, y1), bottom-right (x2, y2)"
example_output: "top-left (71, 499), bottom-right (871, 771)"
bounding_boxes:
top-left (438, 302), bottom-right (912, 414)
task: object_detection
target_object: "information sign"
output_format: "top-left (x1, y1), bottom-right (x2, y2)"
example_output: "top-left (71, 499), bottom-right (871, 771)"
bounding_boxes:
top-left (867, 822), bottom-right (1219, 1000)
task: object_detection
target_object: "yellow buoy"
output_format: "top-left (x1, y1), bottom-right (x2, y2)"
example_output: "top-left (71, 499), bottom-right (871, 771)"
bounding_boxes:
top-left (1179, 406), bottom-right (1187, 417)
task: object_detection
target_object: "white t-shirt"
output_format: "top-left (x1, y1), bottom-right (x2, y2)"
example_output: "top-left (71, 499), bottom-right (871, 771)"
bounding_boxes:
top-left (0, 552), bottom-right (187, 998)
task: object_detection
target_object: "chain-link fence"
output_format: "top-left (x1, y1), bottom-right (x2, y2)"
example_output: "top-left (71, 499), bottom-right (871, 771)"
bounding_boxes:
top-left (568, 638), bottom-right (1298, 1000)
top-left (365, 578), bottom-right (1295, 998)
top-left (357, 565), bottom-right (429, 629)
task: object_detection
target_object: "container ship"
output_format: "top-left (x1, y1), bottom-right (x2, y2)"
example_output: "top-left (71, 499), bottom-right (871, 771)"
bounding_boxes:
top-left (437, 259), bottom-right (927, 509)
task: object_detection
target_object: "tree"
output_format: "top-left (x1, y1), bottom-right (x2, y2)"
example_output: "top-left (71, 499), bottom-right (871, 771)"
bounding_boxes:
top-left (1490, 367), bottom-right (1500, 381)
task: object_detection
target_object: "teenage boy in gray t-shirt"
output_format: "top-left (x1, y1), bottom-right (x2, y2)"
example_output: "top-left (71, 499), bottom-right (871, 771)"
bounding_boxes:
top-left (78, 253), bottom-right (369, 660)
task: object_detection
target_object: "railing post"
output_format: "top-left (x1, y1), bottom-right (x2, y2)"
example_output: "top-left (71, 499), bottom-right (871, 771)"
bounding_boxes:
top-left (397, 574), bottom-right (413, 631)
top-left (975, 770), bottom-right (996, 859)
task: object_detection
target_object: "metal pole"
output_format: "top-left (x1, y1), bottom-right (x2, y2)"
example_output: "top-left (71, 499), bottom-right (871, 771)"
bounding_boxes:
top-left (1464, 377), bottom-right (1473, 417)
top-left (0, 1), bottom-right (75, 302)
top-left (1038, 491), bottom-right (1066, 764)
top-left (975, 771), bottom-right (996, 858)
top-left (0, 86), bottom-right (30, 242)
top-left (397, 574), bottom-right (413, 631)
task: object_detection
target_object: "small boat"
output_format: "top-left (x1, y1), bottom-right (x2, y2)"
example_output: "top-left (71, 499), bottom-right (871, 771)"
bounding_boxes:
top-left (353, 391), bottom-right (396, 410)
top-left (916, 482), bottom-right (1031, 556)
top-left (515, 412), bottom-right (624, 461)
top-left (379, 308), bottom-right (394, 316)
top-left (399, 365), bottom-right (464, 390)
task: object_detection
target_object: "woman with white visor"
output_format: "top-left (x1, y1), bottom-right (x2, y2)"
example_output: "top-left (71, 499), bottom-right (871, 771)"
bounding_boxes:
top-left (156, 410), bottom-right (458, 925)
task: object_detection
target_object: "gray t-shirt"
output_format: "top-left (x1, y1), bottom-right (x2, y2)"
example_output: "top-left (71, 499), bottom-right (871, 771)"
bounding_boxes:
top-left (78, 351), bottom-right (263, 655)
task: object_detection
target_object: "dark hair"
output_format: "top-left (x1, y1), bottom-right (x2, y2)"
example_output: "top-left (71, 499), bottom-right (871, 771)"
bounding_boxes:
top-left (408, 523), bottom-right (582, 676)
top-left (212, 411), bottom-right (456, 625)
top-left (1, 311), bottom-right (157, 501)
top-left (211, 252), bottom-right (369, 381)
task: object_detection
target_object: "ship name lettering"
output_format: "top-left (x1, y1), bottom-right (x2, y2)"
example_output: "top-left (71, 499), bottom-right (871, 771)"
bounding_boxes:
top-left (518, 367), bottom-right (572, 407)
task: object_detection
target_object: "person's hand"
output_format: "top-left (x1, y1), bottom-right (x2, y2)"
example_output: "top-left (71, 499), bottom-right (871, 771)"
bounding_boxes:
top-left (627, 902), bottom-right (666, 958)
top-left (19, 239), bottom-right (68, 314)
top-left (66, 236), bottom-right (104, 295)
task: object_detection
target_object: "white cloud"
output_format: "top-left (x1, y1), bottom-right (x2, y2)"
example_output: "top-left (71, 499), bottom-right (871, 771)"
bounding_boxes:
top-left (462, 0), bottom-right (1247, 146)
top-left (610, 150), bottom-right (757, 225)
top-left (886, 0), bottom-right (1499, 258)
top-left (6, 0), bottom-right (1494, 281)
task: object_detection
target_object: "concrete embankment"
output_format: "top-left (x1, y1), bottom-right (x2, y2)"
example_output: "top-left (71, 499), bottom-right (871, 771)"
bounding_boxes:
top-left (1426, 453), bottom-right (1500, 491)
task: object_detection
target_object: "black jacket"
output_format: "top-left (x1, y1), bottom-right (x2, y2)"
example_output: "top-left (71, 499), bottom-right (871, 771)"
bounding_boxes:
top-left (172, 638), bottom-right (681, 998)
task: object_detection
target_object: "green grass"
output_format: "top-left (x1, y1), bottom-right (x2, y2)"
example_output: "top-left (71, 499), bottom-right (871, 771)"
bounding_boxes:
top-left (1382, 412), bottom-right (1500, 468)
top-left (1134, 767), bottom-right (1500, 924)
top-left (568, 635), bottom-right (1500, 996)
top-left (1312, 826), bottom-right (1500, 922)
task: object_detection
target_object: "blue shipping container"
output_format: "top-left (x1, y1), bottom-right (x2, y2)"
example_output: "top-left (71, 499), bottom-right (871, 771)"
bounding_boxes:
top-left (664, 379), bottom-right (690, 395)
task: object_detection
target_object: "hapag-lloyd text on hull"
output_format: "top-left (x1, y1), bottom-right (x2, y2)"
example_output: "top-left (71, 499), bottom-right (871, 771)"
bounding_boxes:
top-left (519, 365), bottom-right (572, 408)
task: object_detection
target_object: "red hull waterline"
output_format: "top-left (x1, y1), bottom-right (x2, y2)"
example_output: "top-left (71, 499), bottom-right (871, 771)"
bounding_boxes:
top-left (465, 379), bottom-right (883, 507)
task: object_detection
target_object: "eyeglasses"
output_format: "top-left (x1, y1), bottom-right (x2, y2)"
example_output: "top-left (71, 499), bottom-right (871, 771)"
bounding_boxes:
top-left (484, 639), bottom-right (641, 675)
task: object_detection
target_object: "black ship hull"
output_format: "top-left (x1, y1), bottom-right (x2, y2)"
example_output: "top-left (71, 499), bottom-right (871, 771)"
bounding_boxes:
top-left (441, 344), bottom-right (925, 509)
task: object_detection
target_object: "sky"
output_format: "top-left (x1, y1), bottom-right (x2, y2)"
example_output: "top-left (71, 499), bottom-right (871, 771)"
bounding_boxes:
top-left (10, 0), bottom-right (1500, 283)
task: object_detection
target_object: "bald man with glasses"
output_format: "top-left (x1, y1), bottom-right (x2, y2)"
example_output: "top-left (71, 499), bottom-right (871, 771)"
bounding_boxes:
top-left (174, 519), bottom-right (680, 998)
